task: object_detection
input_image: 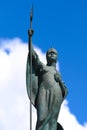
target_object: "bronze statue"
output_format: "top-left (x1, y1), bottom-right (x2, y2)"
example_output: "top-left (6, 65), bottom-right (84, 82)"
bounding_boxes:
top-left (26, 8), bottom-right (68, 130)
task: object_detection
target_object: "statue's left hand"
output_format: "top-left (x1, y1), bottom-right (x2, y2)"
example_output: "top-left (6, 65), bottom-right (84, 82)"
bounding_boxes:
top-left (54, 73), bottom-right (59, 82)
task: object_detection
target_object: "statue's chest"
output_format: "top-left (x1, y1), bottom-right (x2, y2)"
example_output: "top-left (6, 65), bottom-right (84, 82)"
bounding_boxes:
top-left (38, 65), bottom-right (61, 91)
top-left (39, 65), bottom-right (56, 76)
top-left (38, 65), bottom-right (58, 85)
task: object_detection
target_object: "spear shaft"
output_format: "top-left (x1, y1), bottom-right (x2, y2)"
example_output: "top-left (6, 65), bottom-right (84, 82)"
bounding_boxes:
top-left (28, 6), bottom-right (33, 130)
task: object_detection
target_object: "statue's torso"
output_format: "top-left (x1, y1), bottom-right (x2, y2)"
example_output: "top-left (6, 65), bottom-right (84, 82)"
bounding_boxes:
top-left (38, 64), bottom-right (61, 91)
top-left (37, 64), bottom-right (63, 109)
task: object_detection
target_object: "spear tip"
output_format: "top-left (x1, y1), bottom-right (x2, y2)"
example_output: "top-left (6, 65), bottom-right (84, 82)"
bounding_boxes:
top-left (30, 4), bottom-right (33, 22)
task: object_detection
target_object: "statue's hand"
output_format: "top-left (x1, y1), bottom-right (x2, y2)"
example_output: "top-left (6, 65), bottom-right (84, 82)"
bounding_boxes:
top-left (54, 73), bottom-right (59, 82)
top-left (28, 29), bottom-right (34, 36)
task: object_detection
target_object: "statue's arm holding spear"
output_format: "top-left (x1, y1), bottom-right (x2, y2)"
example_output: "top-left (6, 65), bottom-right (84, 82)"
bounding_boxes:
top-left (27, 6), bottom-right (42, 104)
top-left (28, 9), bottom-right (42, 69)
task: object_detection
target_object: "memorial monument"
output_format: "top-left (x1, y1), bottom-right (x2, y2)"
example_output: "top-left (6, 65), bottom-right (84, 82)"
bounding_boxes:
top-left (26, 8), bottom-right (68, 130)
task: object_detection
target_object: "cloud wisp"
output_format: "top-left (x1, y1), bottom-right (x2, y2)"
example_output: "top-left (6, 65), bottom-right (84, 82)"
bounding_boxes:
top-left (0, 38), bottom-right (87, 130)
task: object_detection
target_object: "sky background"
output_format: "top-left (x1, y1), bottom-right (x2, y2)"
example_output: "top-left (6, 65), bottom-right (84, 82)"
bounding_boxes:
top-left (0, 0), bottom-right (87, 130)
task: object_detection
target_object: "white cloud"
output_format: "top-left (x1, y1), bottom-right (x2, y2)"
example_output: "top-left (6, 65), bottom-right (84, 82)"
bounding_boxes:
top-left (0, 38), bottom-right (87, 130)
top-left (58, 100), bottom-right (87, 130)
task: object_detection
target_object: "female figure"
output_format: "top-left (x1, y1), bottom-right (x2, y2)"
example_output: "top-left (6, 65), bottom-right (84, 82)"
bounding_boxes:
top-left (26, 30), bottom-right (68, 130)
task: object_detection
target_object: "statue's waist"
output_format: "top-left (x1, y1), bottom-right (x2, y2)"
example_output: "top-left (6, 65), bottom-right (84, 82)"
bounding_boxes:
top-left (39, 77), bottom-right (60, 89)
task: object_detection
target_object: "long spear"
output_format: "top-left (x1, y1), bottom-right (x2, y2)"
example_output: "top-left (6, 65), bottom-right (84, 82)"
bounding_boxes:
top-left (28, 5), bottom-right (33, 130)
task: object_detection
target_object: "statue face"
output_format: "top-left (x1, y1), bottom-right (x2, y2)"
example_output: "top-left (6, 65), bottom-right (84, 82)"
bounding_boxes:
top-left (46, 48), bottom-right (58, 63)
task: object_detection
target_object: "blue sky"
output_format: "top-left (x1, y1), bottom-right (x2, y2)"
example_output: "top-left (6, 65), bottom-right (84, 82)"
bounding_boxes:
top-left (0, 0), bottom-right (87, 128)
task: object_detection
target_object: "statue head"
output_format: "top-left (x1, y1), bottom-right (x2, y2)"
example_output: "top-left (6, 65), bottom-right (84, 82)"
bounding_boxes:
top-left (46, 48), bottom-right (58, 64)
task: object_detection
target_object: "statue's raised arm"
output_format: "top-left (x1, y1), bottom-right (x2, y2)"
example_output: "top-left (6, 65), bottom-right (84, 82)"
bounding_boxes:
top-left (26, 8), bottom-right (43, 107)
top-left (26, 28), bottom-right (43, 107)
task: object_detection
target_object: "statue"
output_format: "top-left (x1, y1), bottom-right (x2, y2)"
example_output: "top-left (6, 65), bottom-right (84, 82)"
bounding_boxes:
top-left (26, 8), bottom-right (68, 130)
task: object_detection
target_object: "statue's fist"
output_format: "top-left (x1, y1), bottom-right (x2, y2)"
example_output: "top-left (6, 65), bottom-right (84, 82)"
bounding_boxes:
top-left (28, 29), bottom-right (34, 36)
